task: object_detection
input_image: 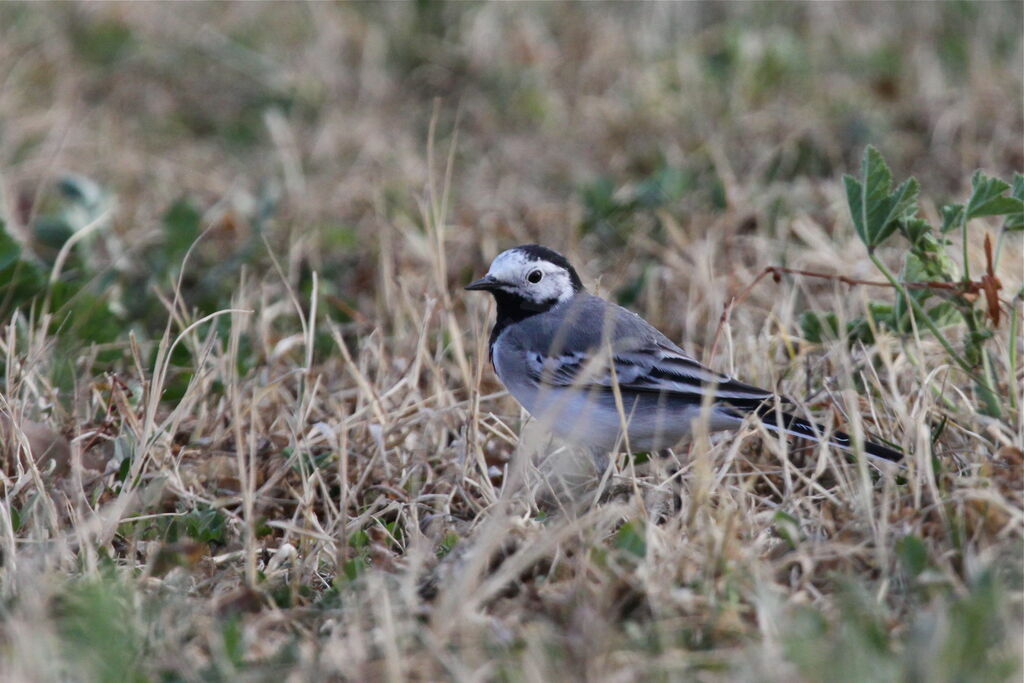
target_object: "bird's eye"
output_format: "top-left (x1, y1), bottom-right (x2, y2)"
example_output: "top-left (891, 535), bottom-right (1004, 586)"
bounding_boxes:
top-left (527, 270), bottom-right (543, 284)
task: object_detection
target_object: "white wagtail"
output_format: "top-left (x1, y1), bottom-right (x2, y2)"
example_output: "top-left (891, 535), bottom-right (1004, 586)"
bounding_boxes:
top-left (465, 244), bottom-right (903, 463)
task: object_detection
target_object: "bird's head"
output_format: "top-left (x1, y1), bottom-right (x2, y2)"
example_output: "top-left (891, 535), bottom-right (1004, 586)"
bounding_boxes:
top-left (465, 244), bottom-right (584, 308)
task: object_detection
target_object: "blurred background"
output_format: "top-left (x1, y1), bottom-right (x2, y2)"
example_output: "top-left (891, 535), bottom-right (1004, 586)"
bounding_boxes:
top-left (1, 2), bottom-right (1021, 357)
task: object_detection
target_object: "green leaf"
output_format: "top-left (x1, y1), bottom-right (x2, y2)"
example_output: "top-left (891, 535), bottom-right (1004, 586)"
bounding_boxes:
top-left (1005, 173), bottom-right (1024, 231)
top-left (866, 301), bottom-right (897, 334)
top-left (33, 216), bottom-right (74, 251)
top-left (162, 197), bottom-right (202, 258)
top-left (926, 302), bottom-right (960, 328)
top-left (844, 146), bottom-right (920, 248)
top-left (55, 579), bottom-right (146, 682)
top-left (902, 246), bottom-right (956, 285)
top-left (0, 221), bottom-right (46, 316)
top-left (773, 510), bottom-right (802, 549)
top-left (941, 203), bottom-right (965, 233)
top-left (342, 556), bottom-right (367, 582)
top-left (221, 615), bottom-right (246, 668)
top-left (0, 219), bottom-right (21, 270)
top-left (290, 449), bottom-right (335, 474)
top-left (965, 171), bottom-right (1023, 220)
top-left (614, 520), bottom-right (647, 558)
top-left (348, 529), bottom-right (369, 549)
top-left (899, 217), bottom-right (934, 248)
top-left (180, 508), bottom-right (228, 545)
top-left (800, 311), bottom-right (840, 343)
top-left (896, 251), bottom-right (958, 329)
top-left (48, 282), bottom-right (122, 346)
top-left (437, 532), bottom-right (460, 558)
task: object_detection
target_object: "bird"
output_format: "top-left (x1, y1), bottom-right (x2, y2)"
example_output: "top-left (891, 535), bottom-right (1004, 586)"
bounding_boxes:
top-left (465, 244), bottom-right (903, 464)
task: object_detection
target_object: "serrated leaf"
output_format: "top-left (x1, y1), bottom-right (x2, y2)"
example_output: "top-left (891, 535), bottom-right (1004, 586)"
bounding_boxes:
top-left (965, 171), bottom-right (1023, 219)
top-left (845, 146), bottom-right (919, 248)
top-left (941, 203), bottom-right (965, 233)
top-left (1012, 173), bottom-right (1024, 198)
top-left (844, 174), bottom-right (867, 243)
top-left (900, 217), bottom-right (935, 249)
top-left (1004, 173), bottom-right (1024, 231)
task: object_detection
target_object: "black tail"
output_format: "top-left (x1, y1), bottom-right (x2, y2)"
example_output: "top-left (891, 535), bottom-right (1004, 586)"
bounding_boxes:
top-left (753, 404), bottom-right (903, 463)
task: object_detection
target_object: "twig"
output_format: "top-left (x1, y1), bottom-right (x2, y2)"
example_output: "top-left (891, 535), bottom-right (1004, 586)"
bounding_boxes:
top-left (708, 263), bottom-right (1012, 362)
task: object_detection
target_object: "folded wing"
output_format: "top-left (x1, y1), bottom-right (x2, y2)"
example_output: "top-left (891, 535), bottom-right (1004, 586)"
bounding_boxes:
top-left (525, 336), bottom-right (775, 410)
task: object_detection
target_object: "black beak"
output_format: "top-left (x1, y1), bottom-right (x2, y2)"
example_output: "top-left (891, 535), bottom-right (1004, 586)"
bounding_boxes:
top-left (464, 275), bottom-right (503, 291)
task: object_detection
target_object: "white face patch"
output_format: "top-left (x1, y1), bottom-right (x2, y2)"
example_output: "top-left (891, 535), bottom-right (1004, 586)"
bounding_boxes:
top-left (486, 248), bottom-right (577, 304)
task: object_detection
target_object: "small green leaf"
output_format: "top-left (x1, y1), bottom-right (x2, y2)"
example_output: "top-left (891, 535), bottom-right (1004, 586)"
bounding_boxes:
top-left (866, 301), bottom-right (897, 332)
top-left (0, 219), bottom-right (21, 270)
top-left (614, 520), bottom-right (647, 558)
top-left (1004, 173), bottom-right (1024, 231)
top-left (900, 217), bottom-right (934, 248)
top-left (181, 508), bottom-right (228, 545)
top-left (160, 370), bottom-right (194, 403)
top-left (941, 203), bottom-right (965, 233)
top-left (48, 283), bottom-right (122, 346)
top-left (0, 229), bottom-right (47, 317)
top-left (800, 311), bottom-right (840, 343)
top-left (900, 254), bottom-right (928, 283)
top-left (844, 175), bottom-right (867, 243)
top-left (926, 302), bottom-right (960, 328)
top-left (845, 146), bottom-right (919, 248)
top-left (290, 450), bottom-right (335, 474)
top-left (116, 457), bottom-right (131, 482)
top-left (221, 615), bottom-right (246, 668)
top-left (965, 172), bottom-right (1023, 220)
top-left (773, 510), bottom-right (802, 549)
top-left (348, 529), bottom-right (370, 549)
top-left (342, 557), bottom-right (367, 582)
top-left (163, 198), bottom-right (202, 257)
top-left (902, 248), bottom-right (955, 286)
top-left (437, 532), bottom-right (460, 558)
top-left (628, 451), bottom-right (652, 465)
top-left (33, 216), bottom-right (74, 251)
top-left (896, 535), bottom-right (928, 577)
top-left (1012, 173), bottom-right (1024, 199)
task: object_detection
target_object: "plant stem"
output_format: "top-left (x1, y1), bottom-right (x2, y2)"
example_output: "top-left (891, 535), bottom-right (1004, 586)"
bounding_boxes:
top-left (993, 227), bottom-right (1007, 272)
top-left (1009, 302), bottom-right (1020, 413)
top-left (869, 251), bottom-right (1001, 417)
top-left (960, 212), bottom-right (970, 282)
top-left (870, 253), bottom-right (969, 372)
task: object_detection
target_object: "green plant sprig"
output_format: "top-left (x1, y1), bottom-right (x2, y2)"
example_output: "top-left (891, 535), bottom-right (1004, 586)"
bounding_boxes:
top-left (841, 146), bottom-right (1023, 419)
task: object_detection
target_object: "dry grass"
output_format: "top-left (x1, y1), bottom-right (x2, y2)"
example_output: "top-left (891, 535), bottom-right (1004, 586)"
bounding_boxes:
top-left (0, 3), bottom-right (1022, 681)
